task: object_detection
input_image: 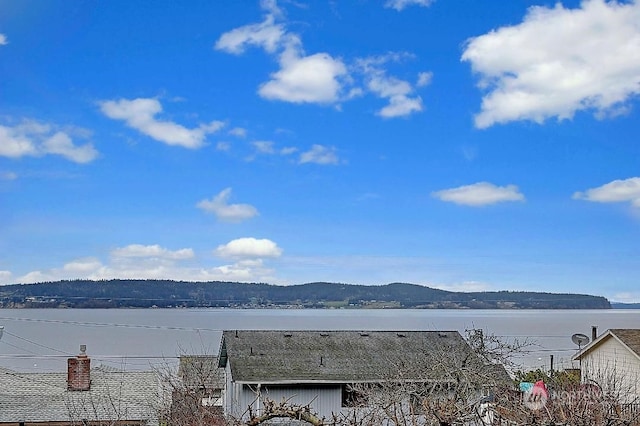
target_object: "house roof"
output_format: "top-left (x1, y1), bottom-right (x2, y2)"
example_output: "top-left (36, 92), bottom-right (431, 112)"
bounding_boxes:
top-left (219, 330), bottom-right (509, 385)
top-left (0, 366), bottom-right (159, 425)
top-left (573, 329), bottom-right (640, 361)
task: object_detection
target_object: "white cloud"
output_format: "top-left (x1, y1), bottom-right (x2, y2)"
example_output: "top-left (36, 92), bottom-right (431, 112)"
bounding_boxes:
top-left (573, 177), bottom-right (640, 208)
top-left (42, 132), bottom-right (98, 164)
top-left (432, 182), bottom-right (525, 206)
top-left (299, 144), bottom-right (340, 165)
top-left (259, 51), bottom-right (348, 104)
top-left (111, 244), bottom-right (194, 260)
top-left (280, 146), bottom-right (297, 155)
top-left (99, 98), bottom-right (224, 148)
top-left (216, 4), bottom-right (347, 105)
top-left (462, 0), bottom-right (640, 128)
top-left (196, 188), bottom-right (259, 222)
top-left (216, 3), bottom-right (429, 117)
top-left (431, 281), bottom-right (493, 293)
top-left (215, 237), bottom-right (283, 259)
top-left (417, 71), bottom-right (433, 87)
top-left (0, 120), bottom-right (98, 163)
top-left (0, 34), bottom-right (7, 45)
top-left (12, 238), bottom-right (283, 284)
top-left (384, 0), bottom-right (434, 11)
top-left (357, 54), bottom-right (424, 118)
top-left (252, 140), bottom-right (275, 154)
top-left (0, 270), bottom-right (12, 285)
top-left (611, 291), bottom-right (640, 303)
top-left (214, 15), bottom-right (285, 54)
top-left (229, 127), bottom-right (247, 138)
top-left (62, 258), bottom-right (103, 273)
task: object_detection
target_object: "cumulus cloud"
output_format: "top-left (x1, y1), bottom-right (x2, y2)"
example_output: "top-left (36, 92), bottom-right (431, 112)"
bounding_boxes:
top-left (12, 239), bottom-right (284, 284)
top-left (215, 14), bottom-right (285, 54)
top-left (111, 244), bottom-right (194, 260)
top-left (196, 188), bottom-right (259, 222)
top-left (299, 144), bottom-right (340, 165)
top-left (216, 6), bottom-right (347, 104)
top-left (356, 54), bottom-right (424, 118)
top-left (0, 34), bottom-right (7, 45)
top-left (215, 237), bottom-right (283, 259)
top-left (432, 182), bottom-right (525, 206)
top-left (216, 2), bottom-right (430, 118)
top-left (384, 0), bottom-right (434, 11)
top-left (0, 120), bottom-right (98, 163)
top-left (0, 270), bottom-right (12, 285)
top-left (573, 177), bottom-right (640, 208)
top-left (259, 50), bottom-right (348, 104)
top-left (462, 0), bottom-right (640, 128)
top-left (99, 98), bottom-right (224, 148)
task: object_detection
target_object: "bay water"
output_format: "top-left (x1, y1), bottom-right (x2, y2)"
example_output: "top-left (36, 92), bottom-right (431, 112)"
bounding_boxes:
top-left (0, 308), bottom-right (638, 373)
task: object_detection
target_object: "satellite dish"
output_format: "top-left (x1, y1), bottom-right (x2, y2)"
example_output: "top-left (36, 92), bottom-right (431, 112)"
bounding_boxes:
top-left (572, 333), bottom-right (590, 348)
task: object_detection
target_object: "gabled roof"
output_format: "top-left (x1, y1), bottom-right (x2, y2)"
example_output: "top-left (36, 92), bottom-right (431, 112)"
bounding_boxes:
top-left (0, 366), bottom-right (159, 425)
top-left (218, 330), bottom-right (508, 385)
top-left (573, 329), bottom-right (640, 361)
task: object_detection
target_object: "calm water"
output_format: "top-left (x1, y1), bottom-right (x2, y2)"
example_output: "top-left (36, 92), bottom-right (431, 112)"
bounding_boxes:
top-left (0, 308), bottom-right (638, 373)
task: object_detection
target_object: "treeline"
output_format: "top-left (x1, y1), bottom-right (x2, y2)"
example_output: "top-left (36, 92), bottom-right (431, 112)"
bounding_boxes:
top-left (0, 280), bottom-right (610, 309)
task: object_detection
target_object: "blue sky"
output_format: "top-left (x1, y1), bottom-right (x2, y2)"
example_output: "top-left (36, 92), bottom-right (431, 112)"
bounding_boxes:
top-left (1, 0), bottom-right (639, 302)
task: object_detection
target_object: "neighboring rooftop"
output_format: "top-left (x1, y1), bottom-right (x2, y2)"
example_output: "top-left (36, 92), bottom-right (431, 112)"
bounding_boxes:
top-left (219, 330), bottom-right (509, 385)
top-left (0, 366), bottom-right (159, 425)
top-left (609, 329), bottom-right (640, 357)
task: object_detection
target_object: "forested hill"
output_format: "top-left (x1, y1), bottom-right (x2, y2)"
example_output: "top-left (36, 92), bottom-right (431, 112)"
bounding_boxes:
top-left (0, 280), bottom-right (610, 309)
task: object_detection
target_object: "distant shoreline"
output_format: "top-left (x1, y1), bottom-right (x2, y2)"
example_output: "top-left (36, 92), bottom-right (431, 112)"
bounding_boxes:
top-left (0, 280), bottom-right (612, 310)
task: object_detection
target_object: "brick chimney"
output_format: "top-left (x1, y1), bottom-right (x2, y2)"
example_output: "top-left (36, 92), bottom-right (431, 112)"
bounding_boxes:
top-left (67, 344), bottom-right (91, 391)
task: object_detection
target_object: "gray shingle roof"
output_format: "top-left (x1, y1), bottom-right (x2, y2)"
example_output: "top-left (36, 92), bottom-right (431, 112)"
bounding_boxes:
top-left (220, 330), bottom-right (501, 384)
top-left (610, 329), bottom-right (640, 357)
top-left (0, 366), bottom-right (159, 425)
top-left (574, 328), bottom-right (640, 361)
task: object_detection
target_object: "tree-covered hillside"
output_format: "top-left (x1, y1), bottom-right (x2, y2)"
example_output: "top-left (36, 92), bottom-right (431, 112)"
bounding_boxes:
top-left (0, 280), bottom-right (611, 309)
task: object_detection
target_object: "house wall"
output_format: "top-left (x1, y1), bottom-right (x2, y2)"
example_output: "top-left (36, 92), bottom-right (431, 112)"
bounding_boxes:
top-left (223, 378), bottom-right (343, 421)
top-left (581, 337), bottom-right (640, 403)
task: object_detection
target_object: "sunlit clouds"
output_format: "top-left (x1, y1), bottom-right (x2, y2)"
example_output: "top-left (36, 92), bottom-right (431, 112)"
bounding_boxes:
top-left (215, 237), bottom-right (283, 259)
top-left (0, 119), bottom-right (98, 163)
top-left (384, 0), bottom-right (434, 11)
top-left (197, 188), bottom-right (259, 222)
top-left (10, 241), bottom-right (283, 284)
top-left (215, 1), bottom-right (429, 118)
top-left (299, 144), bottom-right (340, 165)
top-left (99, 98), bottom-right (224, 148)
top-left (433, 182), bottom-right (525, 206)
top-left (573, 177), bottom-right (640, 208)
top-left (462, 0), bottom-right (640, 128)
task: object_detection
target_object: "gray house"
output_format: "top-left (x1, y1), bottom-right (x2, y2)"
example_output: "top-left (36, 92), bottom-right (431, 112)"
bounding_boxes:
top-left (0, 346), bottom-right (159, 426)
top-left (217, 330), bottom-right (509, 423)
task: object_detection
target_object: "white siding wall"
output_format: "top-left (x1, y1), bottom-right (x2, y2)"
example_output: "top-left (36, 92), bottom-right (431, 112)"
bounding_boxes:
top-left (224, 382), bottom-right (342, 421)
top-left (581, 337), bottom-right (640, 403)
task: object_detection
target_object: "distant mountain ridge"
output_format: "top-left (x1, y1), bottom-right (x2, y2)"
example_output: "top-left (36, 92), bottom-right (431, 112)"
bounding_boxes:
top-left (0, 280), bottom-right (611, 309)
